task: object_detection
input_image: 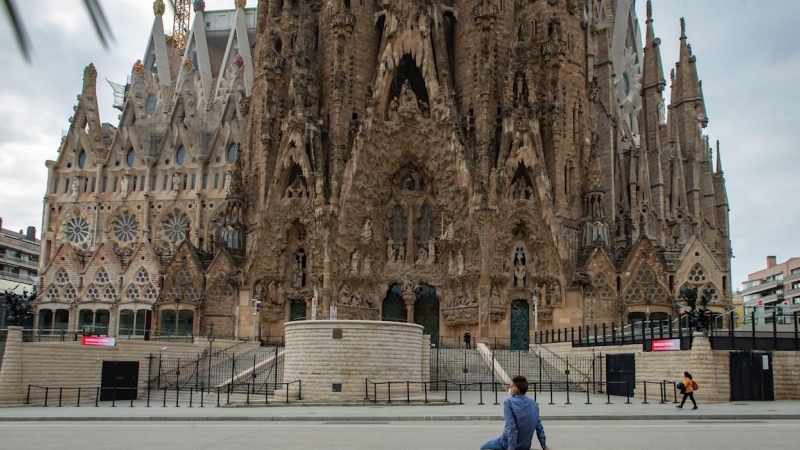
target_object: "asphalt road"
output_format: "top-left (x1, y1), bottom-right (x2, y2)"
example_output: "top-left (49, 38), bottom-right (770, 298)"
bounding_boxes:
top-left (1, 420), bottom-right (797, 450)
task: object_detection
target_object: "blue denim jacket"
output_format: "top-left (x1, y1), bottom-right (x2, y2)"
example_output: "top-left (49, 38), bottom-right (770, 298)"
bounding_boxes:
top-left (501, 394), bottom-right (546, 450)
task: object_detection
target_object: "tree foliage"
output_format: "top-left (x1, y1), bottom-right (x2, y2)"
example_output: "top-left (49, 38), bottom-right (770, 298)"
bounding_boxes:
top-left (679, 285), bottom-right (712, 332)
top-left (1, 288), bottom-right (36, 327)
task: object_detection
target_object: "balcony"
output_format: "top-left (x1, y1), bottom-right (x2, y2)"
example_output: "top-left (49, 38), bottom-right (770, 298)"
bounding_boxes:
top-left (783, 271), bottom-right (800, 284)
top-left (741, 279), bottom-right (781, 295)
top-left (0, 253), bottom-right (38, 269)
top-left (743, 292), bottom-right (784, 308)
top-left (0, 269), bottom-right (36, 285)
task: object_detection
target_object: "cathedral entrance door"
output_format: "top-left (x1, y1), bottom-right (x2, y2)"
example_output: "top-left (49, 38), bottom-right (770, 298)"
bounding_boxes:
top-left (414, 285), bottom-right (439, 344)
top-left (382, 284), bottom-right (405, 322)
top-left (290, 300), bottom-right (306, 321)
top-left (510, 300), bottom-right (530, 350)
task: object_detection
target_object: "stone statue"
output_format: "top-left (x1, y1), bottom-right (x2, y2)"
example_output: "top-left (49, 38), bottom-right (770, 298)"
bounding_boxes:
top-left (120, 177), bottom-right (128, 197)
top-left (398, 243), bottom-right (405, 262)
top-left (362, 257), bottom-right (372, 275)
top-left (70, 178), bottom-right (79, 202)
top-left (443, 222), bottom-right (455, 240)
top-left (514, 260), bottom-right (526, 286)
top-left (549, 281), bottom-right (561, 306)
top-left (402, 279), bottom-right (416, 296)
top-left (224, 170), bottom-right (232, 194)
top-left (350, 250), bottom-right (360, 275)
top-left (448, 252), bottom-right (455, 274)
top-left (292, 256), bottom-right (303, 287)
top-left (427, 239), bottom-right (436, 264)
top-left (456, 250), bottom-right (465, 275)
top-left (387, 238), bottom-right (395, 262)
top-left (361, 218), bottom-right (373, 239)
top-left (415, 246), bottom-right (427, 265)
top-left (172, 173), bottom-right (181, 191)
top-left (339, 285), bottom-right (350, 306)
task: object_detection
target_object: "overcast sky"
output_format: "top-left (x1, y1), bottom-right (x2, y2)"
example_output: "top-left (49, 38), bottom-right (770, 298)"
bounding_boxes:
top-left (0, 0), bottom-right (797, 289)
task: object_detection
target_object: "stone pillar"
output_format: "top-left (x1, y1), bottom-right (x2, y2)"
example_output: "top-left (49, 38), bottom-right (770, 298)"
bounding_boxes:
top-left (689, 332), bottom-right (730, 403)
top-left (0, 326), bottom-right (24, 404)
top-left (403, 294), bottom-right (415, 324)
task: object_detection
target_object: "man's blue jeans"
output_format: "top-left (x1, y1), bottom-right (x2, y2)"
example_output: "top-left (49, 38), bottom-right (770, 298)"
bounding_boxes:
top-left (480, 437), bottom-right (505, 450)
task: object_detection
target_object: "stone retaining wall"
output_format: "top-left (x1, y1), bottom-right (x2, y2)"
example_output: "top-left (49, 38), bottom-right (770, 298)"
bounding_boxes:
top-left (283, 320), bottom-right (427, 401)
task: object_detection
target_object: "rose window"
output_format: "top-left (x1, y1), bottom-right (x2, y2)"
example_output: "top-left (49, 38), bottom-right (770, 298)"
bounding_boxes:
top-left (689, 265), bottom-right (707, 284)
top-left (114, 215), bottom-right (139, 243)
top-left (176, 268), bottom-right (191, 285)
top-left (65, 217), bottom-right (89, 244)
top-left (46, 285), bottom-right (59, 301)
top-left (184, 286), bottom-right (201, 301)
top-left (163, 212), bottom-right (189, 242)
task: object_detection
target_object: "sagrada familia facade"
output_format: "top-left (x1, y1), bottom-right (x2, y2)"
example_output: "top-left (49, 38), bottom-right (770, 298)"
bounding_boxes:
top-left (34, 0), bottom-right (732, 345)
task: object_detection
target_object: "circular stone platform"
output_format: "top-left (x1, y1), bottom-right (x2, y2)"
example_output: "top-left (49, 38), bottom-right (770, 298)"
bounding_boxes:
top-left (283, 320), bottom-right (428, 401)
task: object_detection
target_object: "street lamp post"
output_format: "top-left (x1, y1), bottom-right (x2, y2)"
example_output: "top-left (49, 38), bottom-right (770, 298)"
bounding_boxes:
top-left (532, 293), bottom-right (539, 336)
top-left (252, 296), bottom-right (261, 342)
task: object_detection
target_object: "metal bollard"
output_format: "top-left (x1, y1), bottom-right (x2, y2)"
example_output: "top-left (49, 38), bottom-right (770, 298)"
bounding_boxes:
top-left (479, 382), bottom-right (484, 405)
top-left (44, 387), bottom-right (49, 407)
top-left (585, 381), bottom-right (591, 405)
top-left (642, 381), bottom-right (648, 404)
top-left (285, 383), bottom-right (290, 404)
top-left (246, 383), bottom-right (251, 405)
top-left (200, 388), bottom-right (204, 408)
top-left (458, 383), bottom-right (463, 405)
top-left (189, 388), bottom-right (193, 407)
top-left (424, 382), bottom-right (428, 404)
top-left (58, 388), bottom-right (63, 407)
top-left (388, 382), bottom-right (392, 404)
top-left (95, 388), bottom-right (100, 407)
top-left (77, 388), bottom-right (81, 407)
top-left (549, 382), bottom-right (554, 405)
top-left (130, 388), bottom-right (135, 407)
top-left (625, 381), bottom-right (631, 404)
top-left (163, 387), bottom-right (167, 407)
top-left (565, 381), bottom-right (571, 405)
top-left (606, 382), bottom-right (612, 405)
top-left (407, 381), bottom-right (410, 404)
top-left (112, 387), bottom-right (117, 407)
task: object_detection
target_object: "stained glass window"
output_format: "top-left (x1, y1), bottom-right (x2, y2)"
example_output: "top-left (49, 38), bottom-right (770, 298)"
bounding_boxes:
top-left (114, 215), bottom-right (139, 242)
top-left (65, 217), bottom-right (89, 244)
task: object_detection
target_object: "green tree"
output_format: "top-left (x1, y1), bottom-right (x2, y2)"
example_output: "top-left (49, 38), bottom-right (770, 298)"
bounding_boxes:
top-left (1, 288), bottom-right (36, 327)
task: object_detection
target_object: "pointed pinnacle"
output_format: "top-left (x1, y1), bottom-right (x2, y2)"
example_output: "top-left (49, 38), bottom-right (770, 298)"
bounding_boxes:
top-left (680, 17), bottom-right (686, 39)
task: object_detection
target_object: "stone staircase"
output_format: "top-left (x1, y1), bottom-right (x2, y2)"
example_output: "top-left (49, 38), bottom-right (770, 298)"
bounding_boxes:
top-left (430, 349), bottom-right (497, 389)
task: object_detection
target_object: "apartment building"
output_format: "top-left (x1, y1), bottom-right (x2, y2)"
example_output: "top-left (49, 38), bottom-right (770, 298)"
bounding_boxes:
top-left (0, 218), bottom-right (40, 294)
top-left (741, 256), bottom-right (800, 318)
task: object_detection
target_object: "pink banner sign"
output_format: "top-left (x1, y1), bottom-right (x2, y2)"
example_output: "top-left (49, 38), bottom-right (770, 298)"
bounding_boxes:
top-left (651, 338), bottom-right (681, 352)
top-left (82, 336), bottom-right (117, 347)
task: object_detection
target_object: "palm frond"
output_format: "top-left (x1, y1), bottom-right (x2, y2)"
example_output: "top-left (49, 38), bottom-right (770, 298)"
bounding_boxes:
top-left (3, 0), bottom-right (32, 62)
top-left (83, 0), bottom-right (114, 48)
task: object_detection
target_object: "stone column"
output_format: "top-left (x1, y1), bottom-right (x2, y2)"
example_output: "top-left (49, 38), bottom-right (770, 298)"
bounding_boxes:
top-left (0, 326), bottom-right (24, 404)
top-left (403, 294), bottom-right (416, 324)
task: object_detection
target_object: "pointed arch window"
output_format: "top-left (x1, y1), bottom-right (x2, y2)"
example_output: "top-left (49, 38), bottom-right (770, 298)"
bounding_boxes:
top-left (126, 148), bottom-right (135, 167)
top-left (78, 149), bottom-right (87, 169)
top-left (145, 94), bottom-right (157, 116)
top-left (227, 143), bottom-right (239, 164)
top-left (175, 146), bottom-right (186, 166)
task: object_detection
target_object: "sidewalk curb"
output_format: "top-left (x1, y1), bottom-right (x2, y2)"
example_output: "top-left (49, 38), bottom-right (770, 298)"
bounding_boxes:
top-left (1, 414), bottom-right (799, 422)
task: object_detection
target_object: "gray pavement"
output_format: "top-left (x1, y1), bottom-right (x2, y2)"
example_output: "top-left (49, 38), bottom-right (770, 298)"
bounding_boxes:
top-left (2, 420), bottom-right (800, 450)
top-left (1, 390), bottom-right (800, 422)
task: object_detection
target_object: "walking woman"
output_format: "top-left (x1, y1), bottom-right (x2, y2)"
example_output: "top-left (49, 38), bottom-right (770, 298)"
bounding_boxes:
top-left (677, 371), bottom-right (698, 410)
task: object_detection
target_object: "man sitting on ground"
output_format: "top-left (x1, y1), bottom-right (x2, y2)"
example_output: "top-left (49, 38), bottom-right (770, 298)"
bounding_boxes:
top-left (480, 376), bottom-right (551, 450)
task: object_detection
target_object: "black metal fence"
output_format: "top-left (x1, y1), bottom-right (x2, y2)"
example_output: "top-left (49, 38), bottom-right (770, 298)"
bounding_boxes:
top-left (535, 318), bottom-right (696, 348)
top-left (710, 310), bottom-right (800, 351)
top-left (430, 347), bottom-right (601, 391)
top-left (149, 346), bottom-right (284, 394)
top-left (364, 378), bottom-right (682, 406)
top-left (25, 380), bottom-right (302, 407)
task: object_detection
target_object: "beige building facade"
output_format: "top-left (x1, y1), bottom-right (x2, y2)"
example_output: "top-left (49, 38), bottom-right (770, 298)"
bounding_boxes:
top-left (35, 1), bottom-right (731, 345)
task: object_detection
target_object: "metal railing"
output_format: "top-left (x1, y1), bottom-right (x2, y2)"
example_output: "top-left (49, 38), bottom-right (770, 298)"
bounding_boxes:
top-left (25, 380), bottom-right (303, 407)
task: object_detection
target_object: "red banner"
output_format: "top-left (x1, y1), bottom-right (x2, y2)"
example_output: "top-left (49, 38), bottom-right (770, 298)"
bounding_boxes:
top-left (81, 336), bottom-right (117, 347)
top-left (651, 338), bottom-right (681, 352)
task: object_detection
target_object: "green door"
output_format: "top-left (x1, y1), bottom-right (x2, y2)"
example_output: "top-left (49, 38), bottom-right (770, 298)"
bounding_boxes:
top-left (414, 285), bottom-right (439, 344)
top-left (382, 284), bottom-right (405, 322)
top-left (511, 299), bottom-right (530, 350)
top-left (290, 300), bottom-right (306, 321)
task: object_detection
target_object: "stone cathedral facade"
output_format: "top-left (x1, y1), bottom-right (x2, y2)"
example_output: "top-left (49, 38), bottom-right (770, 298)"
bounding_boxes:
top-left (35, 0), bottom-right (732, 345)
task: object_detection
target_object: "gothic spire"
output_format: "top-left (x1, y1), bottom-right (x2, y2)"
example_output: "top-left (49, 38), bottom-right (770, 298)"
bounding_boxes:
top-left (642, 1), bottom-right (666, 92)
top-left (673, 17), bottom-right (707, 125)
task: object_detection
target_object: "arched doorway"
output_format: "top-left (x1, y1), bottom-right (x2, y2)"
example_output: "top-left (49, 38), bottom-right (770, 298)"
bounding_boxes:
top-left (290, 300), bottom-right (306, 321)
top-left (510, 299), bottom-right (530, 350)
top-left (414, 284), bottom-right (439, 343)
top-left (382, 284), bottom-right (404, 322)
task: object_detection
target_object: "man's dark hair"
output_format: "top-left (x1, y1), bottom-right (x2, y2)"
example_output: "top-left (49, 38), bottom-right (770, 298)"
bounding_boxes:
top-left (512, 376), bottom-right (529, 394)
